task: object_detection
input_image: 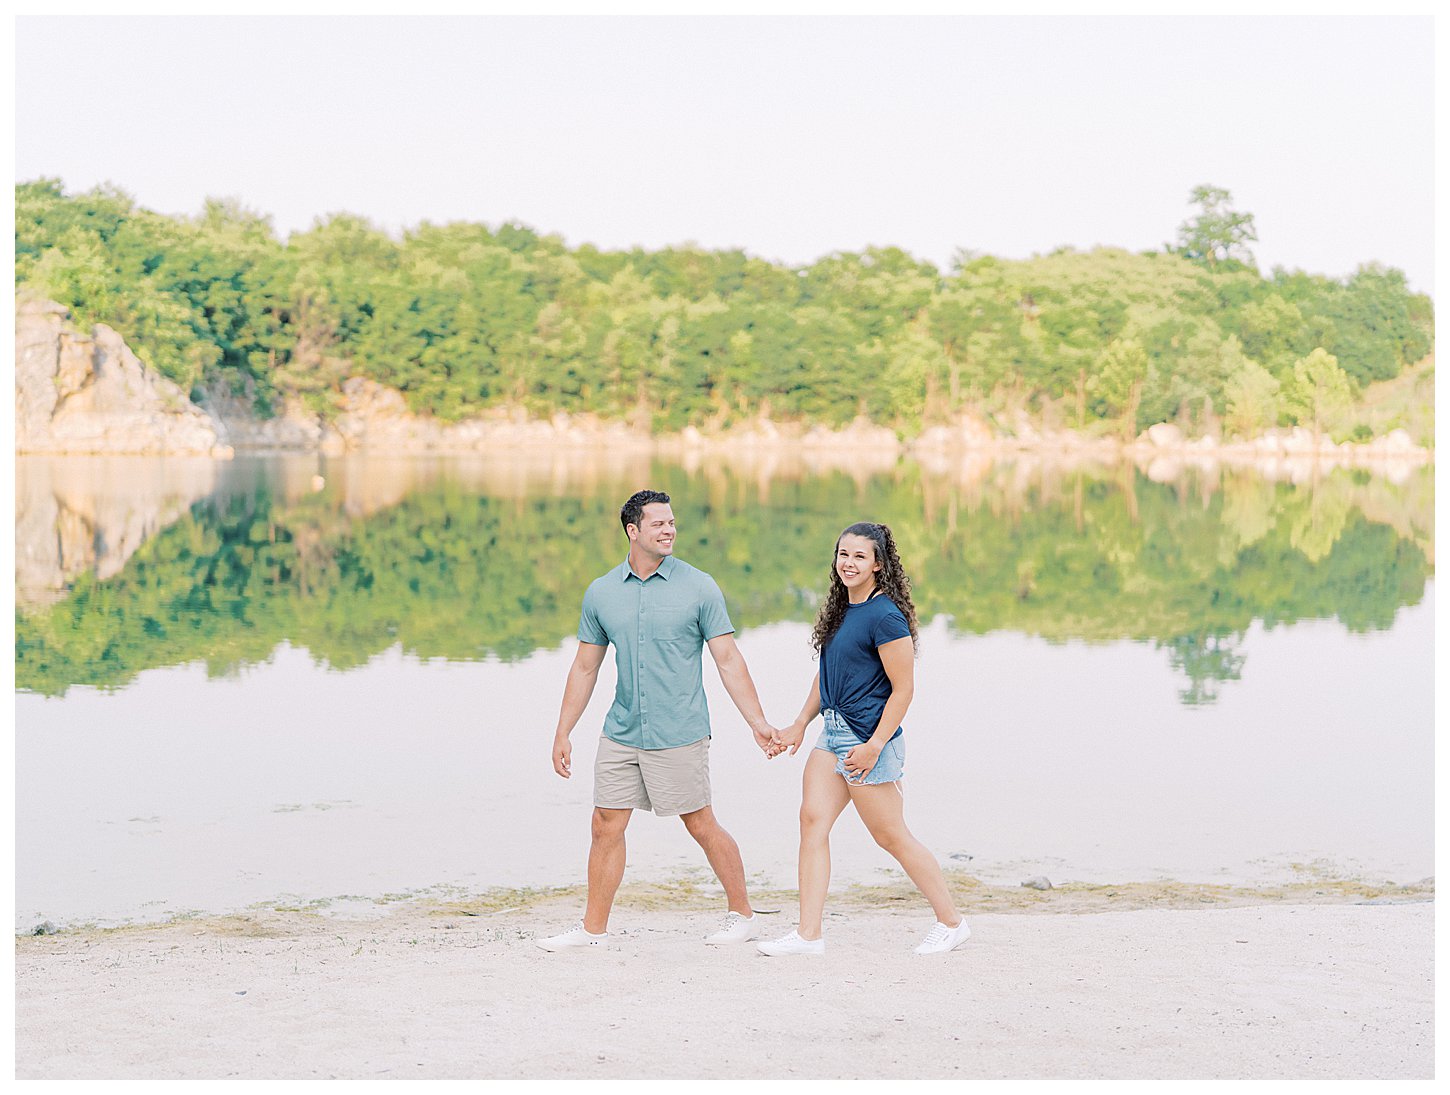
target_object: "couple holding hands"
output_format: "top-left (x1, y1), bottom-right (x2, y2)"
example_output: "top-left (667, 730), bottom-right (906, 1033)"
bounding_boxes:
top-left (539, 490), bottom-right (970, 957)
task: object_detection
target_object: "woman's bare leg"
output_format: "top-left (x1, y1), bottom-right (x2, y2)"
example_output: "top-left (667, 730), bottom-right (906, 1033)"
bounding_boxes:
top-left (797, 749), bottom-right (851, 940)
top-left (848, 780), bottom-right (961, 926)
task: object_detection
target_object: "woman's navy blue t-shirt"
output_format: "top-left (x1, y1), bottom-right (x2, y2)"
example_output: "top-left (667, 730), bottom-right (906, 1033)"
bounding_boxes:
top-left (818, 594), bottom-right (912, 742)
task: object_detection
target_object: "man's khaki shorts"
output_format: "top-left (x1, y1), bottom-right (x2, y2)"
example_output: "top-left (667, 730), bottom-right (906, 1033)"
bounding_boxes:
top-left (593, 734), bottom-right (711, 816)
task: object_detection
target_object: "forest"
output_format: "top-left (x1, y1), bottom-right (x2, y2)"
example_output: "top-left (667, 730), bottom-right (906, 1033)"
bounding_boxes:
top-left (15, 180), bottom-right (1434, 440)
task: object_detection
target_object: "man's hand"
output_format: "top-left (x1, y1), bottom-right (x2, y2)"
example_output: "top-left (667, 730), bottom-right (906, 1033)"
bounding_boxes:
top-left (552, 734), bottom-right (572, 778)
top-left (752, 723), bottom-right (782, 758)
top-left (842, 740), bottom-right (883, 783)
top-left (754, 728), bottom-right (788, 759)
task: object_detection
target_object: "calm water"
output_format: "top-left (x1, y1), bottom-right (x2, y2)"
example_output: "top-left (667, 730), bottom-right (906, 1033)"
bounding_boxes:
top-left (14, 453), bottom-right (1435, 929)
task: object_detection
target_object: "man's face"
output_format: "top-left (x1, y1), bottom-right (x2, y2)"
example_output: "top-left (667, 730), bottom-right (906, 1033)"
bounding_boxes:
top-left (629, 503), bottom-right (676, 557)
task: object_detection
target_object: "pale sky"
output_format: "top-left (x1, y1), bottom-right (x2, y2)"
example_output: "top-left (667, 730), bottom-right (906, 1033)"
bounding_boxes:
top-left (13, 14), bottom-right (1437, 294)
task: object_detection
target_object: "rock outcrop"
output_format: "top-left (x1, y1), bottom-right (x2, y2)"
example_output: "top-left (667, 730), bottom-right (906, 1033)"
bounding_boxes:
top-left (202, 382), bottom-right (334, 452)
top-left (16, 298), bottom-right (233, 456)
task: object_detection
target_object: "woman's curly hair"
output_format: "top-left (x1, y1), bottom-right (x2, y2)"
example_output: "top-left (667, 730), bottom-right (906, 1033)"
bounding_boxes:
top-left (809, 522), bottom-right (919, 654)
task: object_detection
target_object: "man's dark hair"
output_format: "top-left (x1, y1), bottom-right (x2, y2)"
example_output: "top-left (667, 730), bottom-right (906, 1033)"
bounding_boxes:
top-left (620, 489), bottom-right (671, 535)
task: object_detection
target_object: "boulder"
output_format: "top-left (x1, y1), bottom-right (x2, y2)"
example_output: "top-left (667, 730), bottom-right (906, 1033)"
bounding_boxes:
top-left (1145, 456), bottom-right (1184, 483)
top-left (1145, 422), bottom-right (1184, 448)
top-left (1381, 428), bottom-right (1415, 453)
top-left (1280, 427), bottom-right (1319, 454)
top-left (913, 425), bottom-right (953, 450)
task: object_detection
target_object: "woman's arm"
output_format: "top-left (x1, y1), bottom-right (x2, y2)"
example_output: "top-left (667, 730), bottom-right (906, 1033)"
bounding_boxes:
top-left (842, 636), bottom-right (914, 779)
top-left (776, 671), bottom-right (822, 756)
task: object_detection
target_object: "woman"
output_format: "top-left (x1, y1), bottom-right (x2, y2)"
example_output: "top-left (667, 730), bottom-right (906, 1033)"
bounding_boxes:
top-left (759, 521), bottom-right (970, 956)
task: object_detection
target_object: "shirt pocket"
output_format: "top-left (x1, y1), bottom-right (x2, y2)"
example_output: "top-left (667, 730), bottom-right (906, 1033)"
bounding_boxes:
top-left (651, 605), bottom-right (699, 640)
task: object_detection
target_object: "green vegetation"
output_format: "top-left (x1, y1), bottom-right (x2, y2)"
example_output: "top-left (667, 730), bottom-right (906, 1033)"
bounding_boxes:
top-left (14, 461), bottom-right (1432, 704)
top-left (15, 180), bottom-right (1432, 439)
top-left (1175, 184), bottom-right (1258, 267)
top-left (1340, 354), bottom-right (1435, 446)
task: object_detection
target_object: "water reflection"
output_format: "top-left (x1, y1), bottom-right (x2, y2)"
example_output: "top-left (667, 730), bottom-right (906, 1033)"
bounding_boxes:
top-left (14, 454), bottom-right (1434, 705)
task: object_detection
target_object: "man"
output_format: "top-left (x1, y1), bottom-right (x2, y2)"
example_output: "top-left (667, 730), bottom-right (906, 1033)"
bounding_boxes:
top-left (537, 489), bottom-right (778, 950)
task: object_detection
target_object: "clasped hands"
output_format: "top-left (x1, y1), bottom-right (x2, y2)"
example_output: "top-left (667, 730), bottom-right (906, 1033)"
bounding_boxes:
top-left (753, 723), bottom-right (882, 779)
top-left (754, 722), bottom-right (802, 760)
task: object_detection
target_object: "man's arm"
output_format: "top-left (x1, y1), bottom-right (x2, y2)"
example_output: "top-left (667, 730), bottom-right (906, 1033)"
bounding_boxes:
top-left (552, 641), bottom-right (608, 778)
top-left (705, 632), bottom-right (779, 756)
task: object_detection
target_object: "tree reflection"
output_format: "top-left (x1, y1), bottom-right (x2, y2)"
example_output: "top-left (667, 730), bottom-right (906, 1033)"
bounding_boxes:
top-left (14, 458), bottom-right (1433, 704)
top-left (1159, 630), bottom-right (1248, 706)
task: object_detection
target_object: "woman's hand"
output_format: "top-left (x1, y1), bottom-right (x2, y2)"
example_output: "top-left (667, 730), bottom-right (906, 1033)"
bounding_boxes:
top-left (842, 740), bottom-right (883, 783)
top-left (773, 721), bottom-right (807, 758)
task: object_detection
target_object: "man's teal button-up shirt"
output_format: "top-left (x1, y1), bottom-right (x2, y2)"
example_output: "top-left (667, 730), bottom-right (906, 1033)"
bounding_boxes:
top-left (577, 554), bottom-right (734, 750)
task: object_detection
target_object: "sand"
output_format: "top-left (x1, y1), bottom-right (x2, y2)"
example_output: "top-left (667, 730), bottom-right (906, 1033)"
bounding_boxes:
top-left (14, 880), bottom-right (1433, 1080)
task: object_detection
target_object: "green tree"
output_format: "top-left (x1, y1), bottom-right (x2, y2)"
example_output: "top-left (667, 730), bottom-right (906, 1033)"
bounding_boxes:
top-left (880, 319), bottom-right (953, 423)
top-left (1282, 348), bottom-right (1354, 437)
top-left (1236, 293), bottom-right (1306, 371)
top-left (1223, 358), bottom-right (1282, 438)
top-left (1142, 326), bottom-right (1243, 429)
top-left (928, 284), bottom-right (1017, 410)
top-left (1089, 338), bottom-right (1149, 438)
top-left (1176, 185), bottom-right (1257, 268)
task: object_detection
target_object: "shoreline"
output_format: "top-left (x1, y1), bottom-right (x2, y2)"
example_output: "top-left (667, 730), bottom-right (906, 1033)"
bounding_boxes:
top-left (13, 427), bottom-right (1435, 492)
top-left (16, 421), bottom-right (1435, 465)
top-left (16, 884), bottom-right (1434, 1079)
top-left (19, 871), bottom-right (1434, 939)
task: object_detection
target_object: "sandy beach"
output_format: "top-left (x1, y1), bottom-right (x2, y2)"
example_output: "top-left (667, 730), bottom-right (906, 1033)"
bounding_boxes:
top-left (14, 877), bottom-right (1433, 1080)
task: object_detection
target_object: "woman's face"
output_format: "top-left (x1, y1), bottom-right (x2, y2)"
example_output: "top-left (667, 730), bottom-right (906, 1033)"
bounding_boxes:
top-left (835, 533), bottom-right (881, 595)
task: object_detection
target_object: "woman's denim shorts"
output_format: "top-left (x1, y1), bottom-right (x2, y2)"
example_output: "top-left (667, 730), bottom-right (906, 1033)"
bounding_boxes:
top-left (814, 708), bottom-right (905, 785)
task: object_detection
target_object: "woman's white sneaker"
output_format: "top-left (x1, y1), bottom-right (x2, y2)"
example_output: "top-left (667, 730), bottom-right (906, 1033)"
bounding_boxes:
top-left (705, 911), bottom-right (761, 944)
top-left (535, 923), bottom-right (607, 951)
top-left (913, 919), bottom-right (971, 954)
top-left (756, 929), bottom-right (825, 956)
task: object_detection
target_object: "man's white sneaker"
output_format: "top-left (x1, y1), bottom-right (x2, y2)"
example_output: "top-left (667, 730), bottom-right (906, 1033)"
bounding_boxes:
top-left (756, 929), bottom-right (825, 956)
top-left (704, 911), bottom-right (760, 944)
top-left (535, 923), bottom-right (607, 952)
top-left (913, 918), bottom-right (971, 954)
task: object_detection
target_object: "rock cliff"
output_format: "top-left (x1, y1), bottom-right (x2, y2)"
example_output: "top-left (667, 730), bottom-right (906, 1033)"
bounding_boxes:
top-left (15, 298), bottom-right (234, 456)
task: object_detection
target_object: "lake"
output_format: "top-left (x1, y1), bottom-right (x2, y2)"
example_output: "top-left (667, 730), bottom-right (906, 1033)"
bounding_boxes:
top-left (13, 451), bottom-right (1435, 929)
